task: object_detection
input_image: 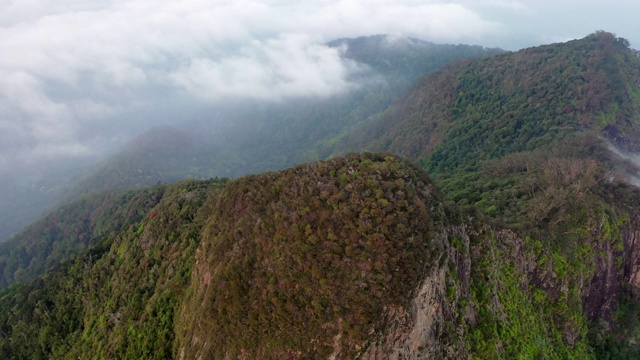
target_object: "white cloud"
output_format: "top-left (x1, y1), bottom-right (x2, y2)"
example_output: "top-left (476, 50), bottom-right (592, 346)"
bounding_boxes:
top-left (171, 34), bottom-right (364, 101)
top-left (295, 1), bottom-right (502, 42)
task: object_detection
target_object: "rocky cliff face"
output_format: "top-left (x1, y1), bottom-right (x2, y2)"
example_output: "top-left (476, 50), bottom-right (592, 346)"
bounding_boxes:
top-left (364, 183), bottom-right (640, 359)
top-left (361, 234), bottom-right (451, 359)
top-left (171, 153), bottom-right (640, 359)
top-left (624, 215), bottom-right (640, 295)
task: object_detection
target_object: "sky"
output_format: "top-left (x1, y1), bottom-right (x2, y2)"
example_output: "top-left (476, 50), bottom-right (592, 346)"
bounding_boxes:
top-left (1, 0), bottom-right (639, 176)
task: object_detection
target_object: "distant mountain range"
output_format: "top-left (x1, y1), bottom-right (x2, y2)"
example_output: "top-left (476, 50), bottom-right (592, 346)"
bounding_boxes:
top-left (2, 31), bottom-right (640, 358)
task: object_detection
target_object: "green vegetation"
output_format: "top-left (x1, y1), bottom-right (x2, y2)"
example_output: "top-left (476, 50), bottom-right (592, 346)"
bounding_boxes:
top-left (0, 178), bottom-right (226, 359)
top-left (344, 32), bottom-right (640, 168)
top-left (0, 185), bottom-right (167, 288)
top-left (415, 32), bottom-right (640, 359)
top-left (0, 154), bottom-right (454, 359)
top-left (330, 31), bottom-right (640, 358)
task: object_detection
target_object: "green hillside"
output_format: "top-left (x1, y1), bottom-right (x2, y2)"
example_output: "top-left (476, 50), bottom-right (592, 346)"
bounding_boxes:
top-left (340, 31), bottom-right (640, 358)
top-left (2, 150), bottom-right (640, 358)
top-left (0, 178), bottom-right (226, 358)
top-left (0, 184), bottom-right (167, 288)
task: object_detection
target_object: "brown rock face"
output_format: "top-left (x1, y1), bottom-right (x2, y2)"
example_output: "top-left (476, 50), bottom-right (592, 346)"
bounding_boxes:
top-left (362, 267), bottom-right (448, 360)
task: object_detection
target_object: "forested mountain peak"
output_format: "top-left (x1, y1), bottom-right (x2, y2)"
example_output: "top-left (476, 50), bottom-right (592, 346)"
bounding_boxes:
top-left (0, 153), bottom-right (454, 358)
top-left (328, 34), bottom-right (503, 80)
top-left (177, 153), bottom-right (448, 358)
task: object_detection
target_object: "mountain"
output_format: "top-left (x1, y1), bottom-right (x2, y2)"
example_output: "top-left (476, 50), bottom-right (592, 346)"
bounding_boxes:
top-left (0, 158), bottom-right (95, 244)
top-left (0, 182), bottom-right (169, 288)
top-left (2, 31), bottom-right (640, 358)
top-left (68, 126), bottom-right (225, 195)
top-left (0, 154), bottom-right (446, 358)
top-left (335, 30), bottom-right (640, 220)
top-left (0, 35), bottom-right (500, 244)
top-left (0, 177), bottom-right (224, 358)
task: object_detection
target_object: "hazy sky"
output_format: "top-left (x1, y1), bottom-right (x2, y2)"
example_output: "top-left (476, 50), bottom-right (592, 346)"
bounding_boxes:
top-left (1, 0), bottom-right (639, 174)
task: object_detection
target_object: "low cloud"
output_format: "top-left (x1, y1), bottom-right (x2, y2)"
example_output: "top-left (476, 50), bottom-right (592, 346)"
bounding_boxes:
top-left (297, 1), bottom-right (502, 42)
top-left (171, 34), bottom-right (365, 102)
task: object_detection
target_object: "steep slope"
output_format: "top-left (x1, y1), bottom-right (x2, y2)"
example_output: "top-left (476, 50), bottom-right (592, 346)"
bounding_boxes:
top-left (317, 31), bottom-right (640, 358)
top-left (0, 178), bottom-right (226, 359)
top-left (176, 153), bottom-right (447, 359)
top-left (0, 184), bottom-right (167, 289)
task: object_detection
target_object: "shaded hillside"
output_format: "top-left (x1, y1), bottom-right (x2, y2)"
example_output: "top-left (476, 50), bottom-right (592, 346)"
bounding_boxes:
top-left (200, 36), bottom-right (501, 175)
top-left (0, 178), bottom-right (225, 359)
top-left (0, 183), bottom-right (167, 288)
top-left (68, 126), bottom-right (234, 196)
top-left (328, 35), bottom-right (502, 94)
top-left (0, 159), bottom-right (95, 243)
